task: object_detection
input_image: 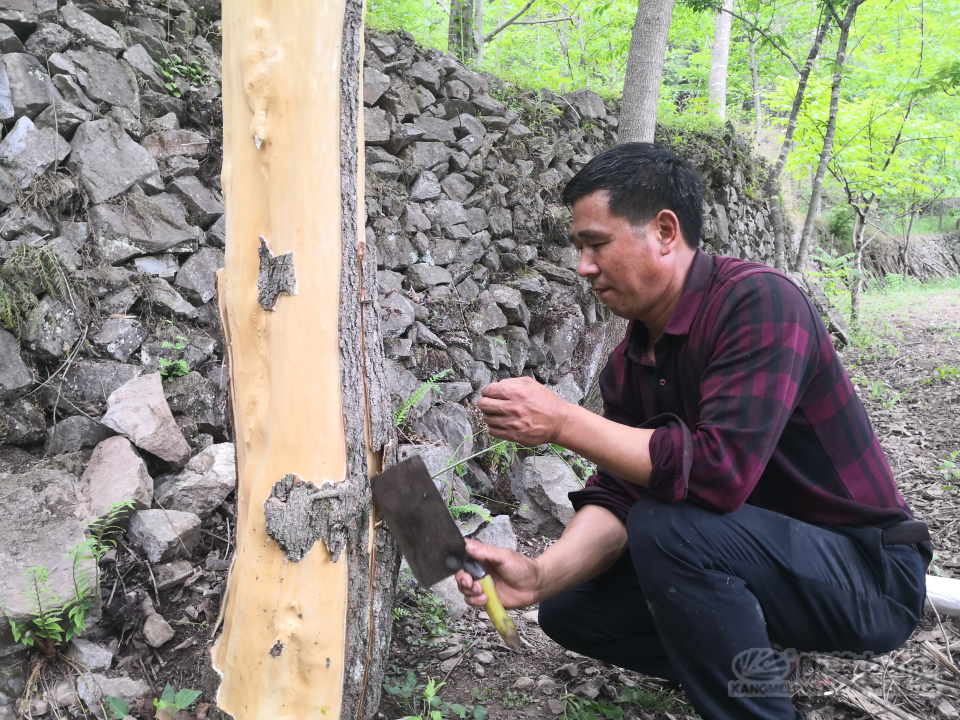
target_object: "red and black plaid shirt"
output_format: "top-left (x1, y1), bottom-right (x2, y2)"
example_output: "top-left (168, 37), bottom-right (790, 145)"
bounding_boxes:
top-left (571, 250), bottom-right (924, 553)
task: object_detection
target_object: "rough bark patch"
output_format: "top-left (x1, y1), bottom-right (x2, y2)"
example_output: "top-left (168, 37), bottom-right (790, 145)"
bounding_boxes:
top-left (262, 473), bottom-right (347, 562)
top-left (256, 235), bottom-right (298, 311)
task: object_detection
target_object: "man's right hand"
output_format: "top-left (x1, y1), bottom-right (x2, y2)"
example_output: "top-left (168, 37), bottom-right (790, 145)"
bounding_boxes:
top-left (455, 539), bottom-right (541, 609)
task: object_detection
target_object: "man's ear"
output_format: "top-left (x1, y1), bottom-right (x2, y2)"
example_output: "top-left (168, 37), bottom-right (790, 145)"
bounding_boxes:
top-left (655, 209), bottom-right (683, 254)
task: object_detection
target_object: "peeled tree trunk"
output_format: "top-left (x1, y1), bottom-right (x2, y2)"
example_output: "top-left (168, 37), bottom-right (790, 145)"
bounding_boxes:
top-left (707, 0), bottom-right (733, 120)
top-left (212, 2), bottom-right (399, 719)
top-left (620, 0), bottom-right (675, 143)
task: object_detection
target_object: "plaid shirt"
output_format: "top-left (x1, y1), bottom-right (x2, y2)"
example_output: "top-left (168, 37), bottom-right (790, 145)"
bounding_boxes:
top-left (571, 250), bottom-right (924, 553)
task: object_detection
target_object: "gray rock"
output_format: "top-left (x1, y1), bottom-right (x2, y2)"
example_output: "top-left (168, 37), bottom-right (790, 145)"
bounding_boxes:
top-left (385, 121), bottom-right (425, 154)
top-left (66, 639), bottom-right (113, 671)
top-left (0, 327), bottom-right (32, 400)
top-left (380, 290), bottom-right (416, 338)
top-left (143, 611), bottom-right (174, 647)
top-left (409, 170), bottom-right (441, 202)
top-left (412, 402), bottom-right (474, 457)
top-left (79, 436), bottom-right (153, 521)
top-left (364, 105), bottom-right (393, 144)
top-left (128, 508), bottom-right (201, 562)
top-left (46, 415), bottom-right (115, 455)
top-left (0, 116), bottom-right (68, 187)
top-left (548, 373), bottom-right (584, 405)
top-left (533, 260), bottom-right (578, 286)
top-left (154, 443), bottom-right (236, 518)
top-left (487, 207), bottom-right (513, 237)
top-left (505, 123), bottom-right (532, 140)
top-left (33, 100), bottom-right (92, 138)
top-left (22, 294), bottom-right (81, 361)
top-left (68, 119), bottom-right (161, 204)
top-left (376, 228), bottom-right (419, 270)
top-left (414, 115), bottom-right (455, 142)
top-left (440, 173), bottom-right (473, 203)
top-left (133, 254), bottom-right (179, 278)
top-left (75, 673), bottom-right (150, 719)
top-left (401, 202), bottom-right (431, 232)
top-left (121, 43), bottom-right (166, 93)
top-left (0, 0), bottom-right (39, 37)
top-left (153, 559), bottom-right (193, 590)
top-left (362, 66), bottom-right (390, 106)
top-left (51, 73), bottom-right (98, 114)
top-left (451, 113), bottom-right (485, 139)
top-left (562, 88), bottom-right (607, 119)
top-left (101, 372), bottom-right (192, 467)
top-left (379, 77), bottom-right (419, 121)
top-left (437, 381), bottom-right (472, 403)
top-left (442, 78), bottom-right (469, 101)
top-left (167, 175), bottom-right (223, 229)
top-left (41, 359), bottom-right (141, 413)
top-left (46, 50), bottom-right (77, 77)
top-left (90, 193), bottom-right (198, 264)
top-left (500, 325), bottom-right (531, 375)
top-left (488, 284), bottom-right (530, 328)
top-left (0, 469), bottom-right (90, 651)
top-left (0, 395), bottom-right (44, 445)
top-left (471, 93), bottom-right (504, 115)
top-left (512, 456), bottom-right (580, 536)
top-left (162, 370), bottom-right (228, 439)
top-left (173, 246), bottom-right (224, 305)
top-left (466, 290), bottom-right (507, 334)
top-left (545, 312), bottom-right (585, 371)
top-left (65, 47), bottom-right (139, 115)
top-left (0, 205), bottom-right (52, 238)
top-left (407, 263), bottom-right (453, 291)
top-left (408, 60), bottom-right (441, 93)
top-left (140, 128), bottom-right (209, 160)
top-left (89, 317), bottom-right (147, 362)
top-left (377, 269), bottom-right (404, 294)
top-left (23, 21), bottom-right (69, 59)
top-left (457, 133), bottom-right (482, 156)
top-left (3, 52), bottom-right (53, 119)
top-left (474, 514), bottom-right (518, 552)
top-left (0, 23), bottom-right (22, 52)
top-left (204, 213), bottom-right (226, 248)
top-left (140, 89), bottom-right (184, 122)
top-left (0, 62), bottom-right (12, 122)
top-left (401, 141), bottom-right (451, 169)
top-left (59, 4), bottom-right (125, 54)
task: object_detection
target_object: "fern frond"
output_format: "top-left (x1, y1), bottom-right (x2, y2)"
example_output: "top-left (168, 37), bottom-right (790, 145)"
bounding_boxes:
top-left (394, 368), bottom-right (453, 425)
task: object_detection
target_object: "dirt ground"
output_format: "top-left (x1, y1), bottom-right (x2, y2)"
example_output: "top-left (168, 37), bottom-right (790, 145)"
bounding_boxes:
top-left (5, 287), bottom-right (960, 720)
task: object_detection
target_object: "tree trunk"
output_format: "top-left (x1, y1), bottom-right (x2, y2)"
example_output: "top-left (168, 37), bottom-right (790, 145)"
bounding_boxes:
top-left (766, 12), bottom-right (833, 271)
top-left (450, 0), bottom-right (477, 61)
top-left (748, 35), bottom-right (762, 137)
top-left (212, 2), bottom-right (399, 719)
top-left (474, 0), bottom-right (484, 63)
top-left (792, 0), bottom-right (864, 273)
top-left (850, 212), bottom-right (866, 327)
top-left (708, 0), bottom-right (733, 120)
top-left (619, 0), bottom-right (675, 143)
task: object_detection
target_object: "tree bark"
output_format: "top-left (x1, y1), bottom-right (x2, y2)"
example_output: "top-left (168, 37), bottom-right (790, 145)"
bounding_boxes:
top-left (792, 0), bottom-right (865, 273)
top-left (766, 11), bottom-right (833, 271)
top-left (748, 34), bottom-right (762, 137)
top-left (708, 0), bottom-right (733, 120)
top-left (450, 0), bottom-right (477, 61)
top-left (474, 0), bottom-right (484, 63)
top-left (212, 2), bottom-right (398, 718)
top-left (619, 0), bottom-right (675, 143)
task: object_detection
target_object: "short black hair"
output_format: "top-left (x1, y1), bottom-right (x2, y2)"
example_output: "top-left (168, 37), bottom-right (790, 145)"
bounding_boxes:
top-left (562, 142), bottom-right (703, 249)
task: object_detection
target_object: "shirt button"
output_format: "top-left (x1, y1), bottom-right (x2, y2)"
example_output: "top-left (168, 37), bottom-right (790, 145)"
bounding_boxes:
top-left (659, 379), bottom-right (666, 386)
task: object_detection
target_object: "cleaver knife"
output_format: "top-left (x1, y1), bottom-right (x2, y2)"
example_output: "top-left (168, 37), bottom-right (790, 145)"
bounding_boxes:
top-left (371, 454), bottom-right (520, 651)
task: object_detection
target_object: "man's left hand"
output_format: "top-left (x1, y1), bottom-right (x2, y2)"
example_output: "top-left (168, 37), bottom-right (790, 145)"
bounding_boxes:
top-left (477, 377), bottom-right (571, 446)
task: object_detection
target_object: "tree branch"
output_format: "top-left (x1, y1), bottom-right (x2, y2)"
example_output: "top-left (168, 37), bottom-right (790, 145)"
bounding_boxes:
top-left (511, 15), bottom-right (573, 25)
top-left (694, 0), bottom-right (800, 73)
top-left (483, 0), bottom-right (537, 43)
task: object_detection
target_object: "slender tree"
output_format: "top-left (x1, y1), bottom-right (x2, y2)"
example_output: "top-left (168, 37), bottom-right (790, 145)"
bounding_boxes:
top-left (212, 1), bottom-right (398, 717)
top-left (450, 0), bottom-right (477, 60)
top-left (748, 33), bottom-right (762, 137)
top-left (620, 0), bottom-right (676, 142)
top-left (707, 0), bottom-right (734, 119)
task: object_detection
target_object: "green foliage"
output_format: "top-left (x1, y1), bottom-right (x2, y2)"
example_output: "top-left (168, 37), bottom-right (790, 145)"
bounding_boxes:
top-left (154, 684), bottom-right (203, 717)
top-left (383, 674), bottom-right (488, 720)
top-left (153, 54), bottom-right (211, 97)
top-left (7, 567), bottom-right (69, 650)
top-left (938, 451), bottom-right (960, 485)
top-left (104, 696), bottom-right (131, 720)
top-left (159, 334), bottom-right (189, 378)
top-left (395, 369), bottom-right (453, 425)
top-left (0, 244), bottom-right (76, 332)
top-left (393, 579), bottom-right (452, 641)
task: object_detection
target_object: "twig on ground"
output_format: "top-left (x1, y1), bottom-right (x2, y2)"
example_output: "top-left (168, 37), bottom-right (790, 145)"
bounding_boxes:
top-left (824, 668), bottom-right (921, 720)
top-left (922, 640), bottom-right (960, 682)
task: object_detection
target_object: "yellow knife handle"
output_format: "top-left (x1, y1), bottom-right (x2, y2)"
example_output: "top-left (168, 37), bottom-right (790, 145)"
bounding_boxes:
top-left (478, 574), bottom-right (520, 651)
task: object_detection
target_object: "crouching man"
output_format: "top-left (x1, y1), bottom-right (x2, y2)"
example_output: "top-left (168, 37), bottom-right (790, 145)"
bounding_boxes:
top-left (456, 143), bottom-right (929, 720)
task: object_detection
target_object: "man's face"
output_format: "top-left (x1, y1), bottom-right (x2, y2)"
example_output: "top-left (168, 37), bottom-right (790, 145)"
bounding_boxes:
top-left (570, 190), bottom-right (672, 321)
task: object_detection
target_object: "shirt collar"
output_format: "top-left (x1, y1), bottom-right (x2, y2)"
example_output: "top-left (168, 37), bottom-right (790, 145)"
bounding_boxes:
top-left (625, 249), bottom-right (715, 363)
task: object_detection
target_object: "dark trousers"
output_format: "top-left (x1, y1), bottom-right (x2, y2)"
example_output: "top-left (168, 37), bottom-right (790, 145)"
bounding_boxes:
top-left (539, 497), bottom-right (927, 720)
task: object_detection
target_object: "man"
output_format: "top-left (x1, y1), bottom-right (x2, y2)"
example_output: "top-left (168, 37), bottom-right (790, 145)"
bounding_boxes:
top-left (455, 143), bottom-right (929, 720)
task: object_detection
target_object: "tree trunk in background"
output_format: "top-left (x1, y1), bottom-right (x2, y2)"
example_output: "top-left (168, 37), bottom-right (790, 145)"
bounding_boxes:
top-left (748, 35), bottom-right (762, 137)
top-left (449, 0), bottom-right (477, 61)
top-left (707, 0), bottom-right (733, 119)
top-left (792, 0), bottom-right (865, 273)
top-left (212, 1), bottom-right (399, 718)
top-left (619, 0), bottom-right (675, 143)
top-left (766, 12), bottom-right (833, 271)
top-left (474, 0), bottom-right (484, 63)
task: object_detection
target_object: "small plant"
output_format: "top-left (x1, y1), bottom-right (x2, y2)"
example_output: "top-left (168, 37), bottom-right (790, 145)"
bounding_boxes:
top-left (104, 695), bottom-right (131, 720)
top-left (154, 684), bottom-right (203, 717)
top-left (383, 674), bottom-right (488, 720)
top-left (395, 368), bottom-right (453, 425)
top-left (159, 334), bottom-right (189, 378)
top-left (153, 54), bottom-right (211, 97)
top-left (938, 451), bottom-right (960, 487)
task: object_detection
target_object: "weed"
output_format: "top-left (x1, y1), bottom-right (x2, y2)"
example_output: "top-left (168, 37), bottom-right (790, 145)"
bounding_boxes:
top-left (103, 695), bottom-right (130, 719)
top-left (928, 365), bottom-right (960, 384)
top-left (154, 683), bottom-right (203, 717)
top-left (0, 243), bottom-right (77, 331)
top-left (395, 368), bottom-right (453, 426)
top-left (160, 334), bottom-right (189, 378)
top-left (854, 379), bottom-right (907, 408)
top-left (393, 576), bottom-right (452, 641)
top-left (938, 451), bottom-right (960, 486)
top-left (383, 673), bottom-right (487, 720)
top-left (153, 54), bottom-right (211, 97)
top-left (564, 685), bottom-right (697, 720)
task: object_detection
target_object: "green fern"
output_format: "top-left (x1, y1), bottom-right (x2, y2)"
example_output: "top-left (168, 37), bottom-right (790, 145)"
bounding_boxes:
top-left (448, 503), bottom-right (493, 522)
top-left (394, 368), bottom-right (453, 425)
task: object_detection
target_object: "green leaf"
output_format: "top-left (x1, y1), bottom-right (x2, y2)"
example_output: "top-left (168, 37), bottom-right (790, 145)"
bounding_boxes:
top-left (173, 688), bottom-right (202, 710)
top-left (161, 684), bottom-right (177, 704)
top-left (473, 707), bottom-right (488, 720)
top-left (104, 696), bottom-right (131, 720)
